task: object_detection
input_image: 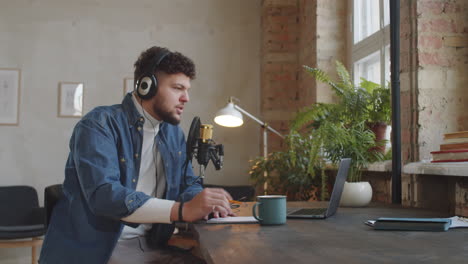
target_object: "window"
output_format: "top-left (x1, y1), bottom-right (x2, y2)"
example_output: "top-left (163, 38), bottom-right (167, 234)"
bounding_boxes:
top-left (352, 0), bottom-right (390, 87)
top-left (351, 0), bottom-right (391, 148)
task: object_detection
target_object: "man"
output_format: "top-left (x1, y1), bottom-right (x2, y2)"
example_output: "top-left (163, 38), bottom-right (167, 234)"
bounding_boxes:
top-left (39, 46), bottom-right (233, 264)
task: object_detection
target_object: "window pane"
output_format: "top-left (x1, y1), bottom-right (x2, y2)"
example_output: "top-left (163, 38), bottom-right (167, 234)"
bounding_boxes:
top-left (383, 0), bottom-right (390, 26)
top-left (354, 51), bottom-right (380, 84)
top-left (384, 45), bottom-right (390, 85)
top-left (354, 0), bottom-right (380, 43)
top-left (383, 44), bottom-right (391, 150)
top-left (386, 125), bottom-right (392, 151)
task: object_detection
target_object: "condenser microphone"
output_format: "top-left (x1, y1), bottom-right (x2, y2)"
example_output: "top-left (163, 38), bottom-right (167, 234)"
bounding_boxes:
top-left (200, 124), bottom-right (213, 142)
top-left (197, 124), bottom-right (223, 170)
top-left (197, 124), bottom-right (213, 167)
top-left (184, 116), bottom-right (224, 186)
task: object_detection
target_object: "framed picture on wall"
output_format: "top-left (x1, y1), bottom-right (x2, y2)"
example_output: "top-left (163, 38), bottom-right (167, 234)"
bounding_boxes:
top-left (0, 68), bottom-right (21, 125)
top-left (58, 82), bottom-right (84, 118)
top-left (123, 77), bottom-right (134, 96)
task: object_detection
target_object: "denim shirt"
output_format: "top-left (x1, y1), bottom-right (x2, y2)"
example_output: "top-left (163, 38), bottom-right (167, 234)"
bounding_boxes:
top-left (39, 93), bottom-right (202, 264)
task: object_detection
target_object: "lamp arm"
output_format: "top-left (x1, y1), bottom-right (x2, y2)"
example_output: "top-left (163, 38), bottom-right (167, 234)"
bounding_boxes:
top-left (233, 104), bottom-right (284, 139)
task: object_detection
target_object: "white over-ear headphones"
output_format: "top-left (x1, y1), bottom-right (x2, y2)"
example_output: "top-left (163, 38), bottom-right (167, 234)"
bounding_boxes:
top-left (136, 49), bottom-right (171, 100)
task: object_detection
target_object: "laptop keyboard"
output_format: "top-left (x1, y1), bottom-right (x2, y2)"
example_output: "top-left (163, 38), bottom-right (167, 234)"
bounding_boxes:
top-left (289, 208), bottom-right (327, 216)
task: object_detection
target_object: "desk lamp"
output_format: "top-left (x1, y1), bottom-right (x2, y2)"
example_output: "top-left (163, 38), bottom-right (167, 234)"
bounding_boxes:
top-left (214, 96), bottom-right (284, 193)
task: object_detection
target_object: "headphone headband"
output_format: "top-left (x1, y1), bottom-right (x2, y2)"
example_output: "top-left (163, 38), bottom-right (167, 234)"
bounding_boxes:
top-left (150, 50), bottom-right (171, 76)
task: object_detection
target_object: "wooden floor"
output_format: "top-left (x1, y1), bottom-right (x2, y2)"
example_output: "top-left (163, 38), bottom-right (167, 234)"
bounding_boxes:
top-left (0, 230), bottom-right (201, 264)
top-left (0, 247), bottom-right (36, 264)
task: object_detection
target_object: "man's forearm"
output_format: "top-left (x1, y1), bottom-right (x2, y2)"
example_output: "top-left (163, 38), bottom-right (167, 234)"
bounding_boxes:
top-left (121, 198), bottom-right (175, 224)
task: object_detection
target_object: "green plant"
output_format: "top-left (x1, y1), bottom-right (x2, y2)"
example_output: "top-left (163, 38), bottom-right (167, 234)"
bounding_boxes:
top-left (361, 79), bottom-right (391, 125)
top-left (291, 61), bottom-right (385, 181)
top-left (249, 133), bottom-right (329, 201)
top-left (249, 61), bottom-right (388, 200)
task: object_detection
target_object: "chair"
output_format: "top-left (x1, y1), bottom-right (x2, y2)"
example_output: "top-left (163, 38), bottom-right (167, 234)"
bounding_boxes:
top-left (203, 184), bottom-right (256, 201)
top-left (44, 184), bottom-right (64, 228)
top-left (0, 186), bottom-right (46, 264)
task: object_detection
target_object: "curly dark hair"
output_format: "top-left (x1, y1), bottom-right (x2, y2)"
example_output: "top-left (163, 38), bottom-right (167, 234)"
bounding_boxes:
top-left (133, 46), bottom-right (196, 87)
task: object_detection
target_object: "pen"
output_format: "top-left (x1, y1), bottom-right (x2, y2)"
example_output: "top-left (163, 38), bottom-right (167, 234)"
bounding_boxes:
top-left (229, 200), bottom-right (243, 204)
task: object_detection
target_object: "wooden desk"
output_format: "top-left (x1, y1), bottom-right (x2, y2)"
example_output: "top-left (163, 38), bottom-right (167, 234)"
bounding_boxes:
top-left (193, 202), bottom-right (468, 264)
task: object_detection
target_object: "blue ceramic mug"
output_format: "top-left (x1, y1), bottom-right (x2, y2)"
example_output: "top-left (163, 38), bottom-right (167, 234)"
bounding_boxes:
top-left (252, 195), bottom-right (287, 225)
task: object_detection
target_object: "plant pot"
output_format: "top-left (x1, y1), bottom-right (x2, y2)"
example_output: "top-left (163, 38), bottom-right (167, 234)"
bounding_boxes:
top-left (368, 122), bottom-right (388, 154)
top-left (339, 181), bottom-right (372, 207)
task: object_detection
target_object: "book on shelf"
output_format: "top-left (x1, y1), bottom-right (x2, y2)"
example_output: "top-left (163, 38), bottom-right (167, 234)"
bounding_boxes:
top-left (443, 137), bottom-right (468, 144)
top-left (365, 216), bottom-right (468, 231)
top-left (444, 131), bottom-right (468, 140)
top-left (440, 142), bottom-right (468, 151)
top-left (431, 149), bottom-right (468, 163)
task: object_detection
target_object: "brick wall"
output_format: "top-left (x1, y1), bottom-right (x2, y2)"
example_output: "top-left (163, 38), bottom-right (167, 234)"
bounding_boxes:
top-left (316, 0), bottom-right (348, 103)
top-left (298, 0), bottom-right (317, 106)
top-left (400, 0), bottom-right (420, 163)
top-left (398, 0), bottom-right (468, 164)
top-left (416, 0), bottom-right (468, 160)
top-left (362, 172), bottom-right (393, 203)
top-left (261, 0), bottom-right (468, 214)
top-left (455, 179), bottom-right (468, 216)
top-left (261, 0), bottom-right (300, 153)
top-left (261, 0), bottom-right (346, 154)
top-left (401, 0), bottom-right (468, 216)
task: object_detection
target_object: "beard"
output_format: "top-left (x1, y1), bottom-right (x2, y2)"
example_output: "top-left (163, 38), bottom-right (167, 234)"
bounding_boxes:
top-left (153, 105), bottom-right (180, 125)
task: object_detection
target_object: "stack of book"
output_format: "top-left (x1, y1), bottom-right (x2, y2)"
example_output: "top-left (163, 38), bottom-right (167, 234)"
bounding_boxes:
top-left (431, 131), bottom-right (468, 163)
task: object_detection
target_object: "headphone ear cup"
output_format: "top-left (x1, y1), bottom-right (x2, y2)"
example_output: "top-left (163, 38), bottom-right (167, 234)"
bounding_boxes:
top-left (136, 50), bottom-right (169, 100)
top-left (137, 75), bottom-right (157, 100)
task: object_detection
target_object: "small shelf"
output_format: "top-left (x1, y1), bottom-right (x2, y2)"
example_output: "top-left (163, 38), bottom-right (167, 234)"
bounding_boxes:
top-left (326, 160), bottom-right (392, 172)
top-left (403, 161), bottom-right (468, 177)
top-left (365, 160), bottom-right (392, 172)
top-left (327, 160), bottom-right (468, 177)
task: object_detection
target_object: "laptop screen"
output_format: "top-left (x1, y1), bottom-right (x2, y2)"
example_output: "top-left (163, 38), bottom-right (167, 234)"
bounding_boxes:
top-left (325, 158), bottom-right (351, 217)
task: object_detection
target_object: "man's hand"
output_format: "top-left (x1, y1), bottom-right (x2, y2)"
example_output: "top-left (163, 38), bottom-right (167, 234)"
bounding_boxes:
top-left (172, 188), bottom-right (235, 222)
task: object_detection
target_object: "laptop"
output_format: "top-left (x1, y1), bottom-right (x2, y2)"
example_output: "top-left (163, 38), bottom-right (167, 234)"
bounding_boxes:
top-left (287, 158), bottom-right (351, 219)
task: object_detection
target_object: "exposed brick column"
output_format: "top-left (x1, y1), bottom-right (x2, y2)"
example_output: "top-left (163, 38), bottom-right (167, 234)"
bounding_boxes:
top-left (400, 0), bottom-right (420, 164)
top-left (298, 0), bottom-right (317, 106)
top-left (316, 0), bottom-right (347, 103)
top-left (416, 0), bottom-right (468, 159)
top-left (261, 0), bottom-right (301, 153)
top-left (261, 0), bottom-right (347, 155)
top-left (401, 0), bottom-right (468, 215)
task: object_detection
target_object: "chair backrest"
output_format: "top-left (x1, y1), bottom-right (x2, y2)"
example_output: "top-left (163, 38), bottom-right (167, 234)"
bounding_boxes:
top-left (0, 186), bottom-right (39, 226)
top-left (44, 184), bottom-right (64, 228)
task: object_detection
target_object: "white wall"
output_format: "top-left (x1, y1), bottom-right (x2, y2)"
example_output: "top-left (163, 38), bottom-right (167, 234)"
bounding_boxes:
top-left (0, 0), bottom-right (261, 207)
top-left (0, 0), bottom-right (261, 262)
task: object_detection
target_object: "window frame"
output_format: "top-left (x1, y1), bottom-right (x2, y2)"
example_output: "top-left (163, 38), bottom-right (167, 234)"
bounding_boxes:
top-left (350, 0), bottom-right (390, 88)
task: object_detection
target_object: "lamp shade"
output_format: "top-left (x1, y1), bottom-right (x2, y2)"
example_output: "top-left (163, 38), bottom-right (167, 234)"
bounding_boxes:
top-left (214, 102), bottom-right (243, 127)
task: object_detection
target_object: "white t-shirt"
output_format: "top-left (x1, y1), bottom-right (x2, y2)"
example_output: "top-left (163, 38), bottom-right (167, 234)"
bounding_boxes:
top-left (119, 94), bottom-right (175, 240)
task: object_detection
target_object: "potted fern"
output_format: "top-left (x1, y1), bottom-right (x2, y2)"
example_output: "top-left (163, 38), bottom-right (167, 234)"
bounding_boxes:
top-left (361, 79), bottom-right (391, 154)
top-left (249, 61), bottom-right (387, 205)
top-left (296, 61), bottom-right (385, 206)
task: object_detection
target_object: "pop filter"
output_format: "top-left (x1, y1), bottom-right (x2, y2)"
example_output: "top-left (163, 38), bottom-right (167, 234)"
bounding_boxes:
top-left (186, 116), bottom-right (200, 161)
